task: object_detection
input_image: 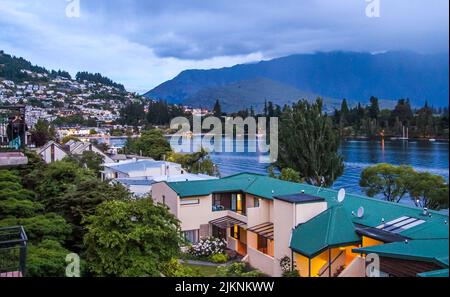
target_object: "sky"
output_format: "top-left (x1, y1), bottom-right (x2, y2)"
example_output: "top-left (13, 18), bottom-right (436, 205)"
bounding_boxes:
top-left (0, 0), bottom-right (448, 93)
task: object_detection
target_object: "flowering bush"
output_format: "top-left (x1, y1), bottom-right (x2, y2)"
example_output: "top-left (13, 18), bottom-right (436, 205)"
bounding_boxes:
top-left (188, 237), bottom-right (227, 258)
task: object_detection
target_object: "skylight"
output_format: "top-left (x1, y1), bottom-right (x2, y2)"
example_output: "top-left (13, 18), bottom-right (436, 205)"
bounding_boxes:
top-left (376, 216), bottom-right (426, 234)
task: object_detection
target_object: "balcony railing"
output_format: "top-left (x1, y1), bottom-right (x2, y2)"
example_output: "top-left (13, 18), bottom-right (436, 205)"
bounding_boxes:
top-left (0, 226), bottom-right (28, 277)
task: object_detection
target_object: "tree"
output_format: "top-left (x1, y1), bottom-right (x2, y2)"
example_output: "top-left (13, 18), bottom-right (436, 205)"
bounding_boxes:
top-left (31, 119), bottom-right (56, 147)
top-left (407, 172), bottom-right (449, 210)
top-left (119, 102), bottom-right (146, 126)
top-left (278, 98), bottom-right (344, 186)
top-left (57, 179), bottom-right (131, 250)
top-left (213, 99), bottom-right (222, 117)
top-left (36, 161), bottom-right (96, 210)
top-left (359, 164), bottom-right (415, 203)
top-left (168, 148), bottom-right (220, 176)
top-left (267, 167), bottom-right (301, 183)
top-left (26, 240), bottom-right (72, 277)
top-left (84, 199), bottom-right (182, 277)
top-left (391, 99), bottom-right (413, 126)
top-left (61, 135), bottom-right (81, 144)
top-left (368, 96), bottom-right (380, 120)
top-left (78, 151), bottom-right (104, 176)
top-left (124, 129), bottom-right (172, 160)
top-left (0, 213), bottom-right (71, 244)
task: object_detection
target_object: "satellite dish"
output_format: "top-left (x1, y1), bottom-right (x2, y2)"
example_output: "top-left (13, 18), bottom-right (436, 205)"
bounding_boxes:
top-left (337, 188), bottom-right (346, 203)
top-left (357, 206), bottom-right (365, 218)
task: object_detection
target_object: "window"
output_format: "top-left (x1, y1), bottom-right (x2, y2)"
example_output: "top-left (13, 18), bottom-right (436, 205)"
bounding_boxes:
top-left (183, 230), bottom-right (199, 243)
top-left (257, 235), bottom-right (268, 254)
top-left (230, 225), bottom-right (240, 240)
top-left (162, 195), bottom-right (166, 206)
top-left (254, 198), bottom-right (260, 208)
top-left (180, 198), bottom-right (199, 206)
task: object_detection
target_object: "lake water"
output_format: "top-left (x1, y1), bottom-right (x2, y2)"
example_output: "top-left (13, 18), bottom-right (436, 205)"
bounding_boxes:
top-left (102, 137), bottom-right (449, 205)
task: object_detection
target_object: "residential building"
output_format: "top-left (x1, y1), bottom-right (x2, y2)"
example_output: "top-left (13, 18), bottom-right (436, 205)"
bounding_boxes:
top-left (38, 140), bottom-right (68, 163)
top-left (102, 159), bottom-right (185, 180)
top-left (116, 173), bottom-right (217, 197)
top-left (151, 173), bottom-right (449, 277)
top-left (65, 140), bottom-right (114, 163)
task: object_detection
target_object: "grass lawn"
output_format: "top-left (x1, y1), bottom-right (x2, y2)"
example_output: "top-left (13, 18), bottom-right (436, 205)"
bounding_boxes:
top-left (184, 264), bottom-right (218, 277)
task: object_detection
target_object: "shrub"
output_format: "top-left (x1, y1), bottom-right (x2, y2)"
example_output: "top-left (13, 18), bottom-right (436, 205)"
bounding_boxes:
top-left (216, 262), bottom-right (264, 277)
top-left (188, 237), bottom-right (227, 258)
top-left (210, 253), bottom-right (228, 263)
top-left (161, 259), bottom-right (201, 277)
top-left (282, 270), bottom-right (300, 277)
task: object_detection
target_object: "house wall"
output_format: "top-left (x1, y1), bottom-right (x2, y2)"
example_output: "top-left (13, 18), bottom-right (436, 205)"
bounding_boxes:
top-left (272, 199), bottom-right (295, 277)
top-left (295, 202), bottom-right (328, 225)
top-left (40, 145), bottom-right (67, 163)
top-left (151, 182), bottom-right (179, 217)
top-left (247, 196), bottom-right (272, 228)
top-left (247, 246), bottom-right (275, 276)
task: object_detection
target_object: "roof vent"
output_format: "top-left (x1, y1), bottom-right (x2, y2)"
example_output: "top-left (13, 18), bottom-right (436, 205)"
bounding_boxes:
top-left (301, 190), bottom-right (305, 194)
top-left (271, 190), bottom-right (275, 194)
top-left (422, 207), bottom-right (429, 216)
top-left (381, 218), bottom-right (385, 223)
top-left (404, 239), bottom-right (408, 244)
top-left (445, 220), bottom-right (448, 225)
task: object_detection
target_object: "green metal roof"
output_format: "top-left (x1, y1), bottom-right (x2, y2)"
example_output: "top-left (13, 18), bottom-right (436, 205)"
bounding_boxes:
top-left (353, 239), bottom-right (449, 267)
top-left (290, 205), bottom-right (361, 258)
top-left (165, 172), bottom-right (449, 241)
top-left (417, 268), bottom-right (449, 277)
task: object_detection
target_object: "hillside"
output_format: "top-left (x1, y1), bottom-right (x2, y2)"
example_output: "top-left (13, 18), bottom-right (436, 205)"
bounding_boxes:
top-left (184, 77), bottom-right (341, 112)
top-left (144, 51), bottom-right (449, 110)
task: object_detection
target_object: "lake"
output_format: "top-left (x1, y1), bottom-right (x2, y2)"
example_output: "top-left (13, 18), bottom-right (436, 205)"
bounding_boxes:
top-left (101, 137), bottom-right (449, 205)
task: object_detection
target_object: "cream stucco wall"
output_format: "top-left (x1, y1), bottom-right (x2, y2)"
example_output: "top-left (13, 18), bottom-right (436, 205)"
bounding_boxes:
top-left (272, 199), bottom-right (294, 277)
top-left (295, 202), bottom-right (328, 225)
top-left (151, 182), bottom-right (179, 217)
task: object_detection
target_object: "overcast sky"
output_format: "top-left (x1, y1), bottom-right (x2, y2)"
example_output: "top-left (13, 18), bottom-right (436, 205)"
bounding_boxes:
top-left (0, 0), bottom-right (448, 93)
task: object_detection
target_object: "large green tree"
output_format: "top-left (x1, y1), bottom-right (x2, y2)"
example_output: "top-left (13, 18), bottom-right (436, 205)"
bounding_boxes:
top-left (278, 98), bottom-right (344, 186)
top-left (84, 199), bottom-right (182, 277)
top-left (124, 129), bottom-right (172, 160)
top-left (35, 161), bottom-right (96, 210)
top-left (57, 179), bottom-right (131, 249)
top-left (30, 119), bottom-right (56, 147)
top-left (407, 172), bottom-right (449, 210)
top-left (359, 163), bottom-right (414, 203)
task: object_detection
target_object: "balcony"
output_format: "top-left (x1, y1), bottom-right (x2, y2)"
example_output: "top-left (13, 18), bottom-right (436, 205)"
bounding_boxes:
top-left (212, 192), bottom-right (246, 216)
top-left (0, 226), bottom-right (28, 277)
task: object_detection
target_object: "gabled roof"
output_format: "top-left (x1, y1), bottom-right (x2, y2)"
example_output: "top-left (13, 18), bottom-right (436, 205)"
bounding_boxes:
top-left (353, 239), bottom-right (449, 267)
top-left (290, 205), bottom-right (361, 258)
top-left (38, 140), bottom-right (67, 154)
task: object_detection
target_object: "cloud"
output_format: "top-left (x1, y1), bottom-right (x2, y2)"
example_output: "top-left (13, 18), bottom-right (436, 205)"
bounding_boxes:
top-left (0, 0), bottom-right (448, 92)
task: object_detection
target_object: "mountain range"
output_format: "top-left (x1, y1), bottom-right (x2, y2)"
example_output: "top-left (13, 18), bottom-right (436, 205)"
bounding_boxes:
top-left (144, 51), bottom-right (449, 112)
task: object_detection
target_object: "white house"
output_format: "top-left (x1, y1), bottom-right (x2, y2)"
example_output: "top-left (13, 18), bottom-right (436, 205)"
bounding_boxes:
top-left (38, 141), bottom-right (68, 164)
top-left (116, 173), bottom-right (217, 197)
top-left (65, 140), bottom-right (114, 163)
top-left (101, 159), bottom-right (185, 180)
